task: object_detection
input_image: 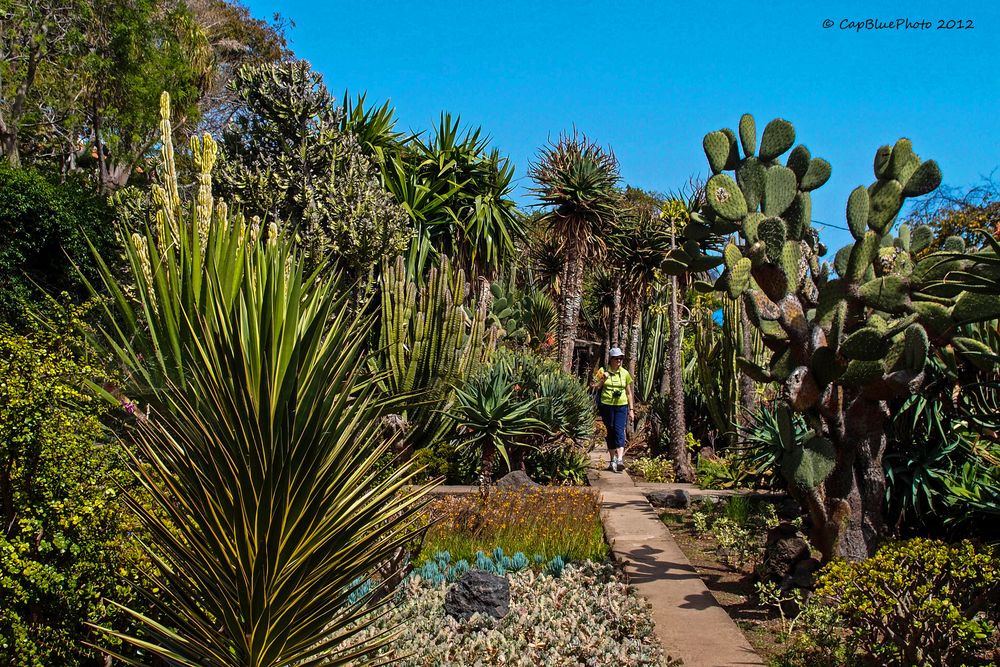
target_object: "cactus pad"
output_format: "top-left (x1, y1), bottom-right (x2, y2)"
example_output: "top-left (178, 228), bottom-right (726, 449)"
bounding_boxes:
top-left (706, 173), bottom-right (749, 221)
top-left (810, 346), bottom-right (843, 386)
top-left (745, 288), bottom-right (781, 321)
top-left (759, 118), bottom-right (795, 160)
top-left (720, 128), bottom-right (742, 169)
top-left (910, 225), bottom-right (934, 253)
top-left (941, 235), bottom-right (965, 253)
top-left (839, 359), bottom-right (885, 386)
top-left (781, 241), bottom-right (802, 294)
top-left (683, 221), bottom-right (713, 241)
top-left (833, 245), bottom-right (851, 277)
top-left (873, 145), bottom-right (892, 178)
top-left (896, 224), bottom-right (911, 252)
top-left (800, 158), bottom-right (832, 191)
top-left (887, 138), bottom-right (920, 184)
top-left (723, 242), bottom-right (742, 269)
top-left (739, 113), bottom-right (756, 157)
top-left (867, 178), bottom-right (904, 233)
top-left (952, 291), bottom-right (1000, 324)
top-left (762, 165), bottom-right (798, 217)
top-left (902, 159), bottom-right (943, 197)
top-left (846, 186), bottom-right (869, 241)
top-left (902, 323), bottom-right (929, 371)
top-left (738, 356), bottom-right (771, 383)
top-left (743, 212), bottom-right (765, 244)
top-left (786, 145), bottom-right (811, 181)
top-left (782, 435), bottom-right (836, 490)
top-left (736, 158), bottom-right (766, 212)
top-left (785, 192), bottom-right (812, 240)
top-left (727, 257), bottom-right (753, 298)
top-left (911, 300), bottom-right (952, 336)
top-left (841, 327), bottom-right (890, 360)
top-left (759, 217), bottom-right (788, 263)
top-left (703, 131), bottom-right (731, 174)
top-left (859, 275), bottom-right (912, 313)
top-left (769, 348), bottom-right (795, 381)
top-left (847, 231), bottom-right (880, 281)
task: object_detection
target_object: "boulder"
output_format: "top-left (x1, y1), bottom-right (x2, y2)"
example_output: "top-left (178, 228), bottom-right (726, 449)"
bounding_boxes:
top-left (647, 489), bottom-right (691, 509)
top-left (782, 557), bottom-right (821, 591)
top-left (444, 570), bottom-right (510, 621)
top-left (776, 496), bottom-right (802, 520)
top-left (495, 470), bottom-right (539, 489)
top-left (759, 522), bottom-right (809, 583)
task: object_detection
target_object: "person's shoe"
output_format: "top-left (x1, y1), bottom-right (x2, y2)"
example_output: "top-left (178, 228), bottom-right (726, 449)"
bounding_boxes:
top-left (615, 457), bottom-right (624, 473)
top-left (608, 459), bottom-right (617, 472)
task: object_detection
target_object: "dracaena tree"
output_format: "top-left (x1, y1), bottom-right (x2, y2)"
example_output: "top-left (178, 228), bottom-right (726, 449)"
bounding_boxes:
top-left (530, 131), bottom-right (621, 372)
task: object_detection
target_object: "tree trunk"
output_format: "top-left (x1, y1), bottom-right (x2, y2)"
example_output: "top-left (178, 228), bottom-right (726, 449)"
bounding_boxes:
top-left (803, 397), bottom-right (888, 562)
top-left (558, 253), bottom-right (584, 372)
top-left (627, 303), bottom-right (641, 379)
top-left (609, 278), bottom-right (622, 361)
top-left (667, 276), bottom-right (694, 482)
top-left (738, 299), bottom-right (757, 423)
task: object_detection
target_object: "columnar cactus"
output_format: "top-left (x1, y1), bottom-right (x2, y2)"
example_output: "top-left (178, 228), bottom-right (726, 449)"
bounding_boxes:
top-left (679, 114), bottom-right (997, 560)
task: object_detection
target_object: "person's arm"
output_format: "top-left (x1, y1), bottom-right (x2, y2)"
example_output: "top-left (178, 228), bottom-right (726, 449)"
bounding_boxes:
top-left (590, 368), bottom-right (607, 392)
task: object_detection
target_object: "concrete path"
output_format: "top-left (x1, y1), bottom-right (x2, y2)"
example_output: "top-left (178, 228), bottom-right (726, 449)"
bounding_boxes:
top-left (587, 450), bottom-right (764, 667)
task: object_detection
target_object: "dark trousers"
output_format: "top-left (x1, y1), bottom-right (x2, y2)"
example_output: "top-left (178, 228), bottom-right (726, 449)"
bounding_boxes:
top-left (598, 402), bottom-right (628, 451)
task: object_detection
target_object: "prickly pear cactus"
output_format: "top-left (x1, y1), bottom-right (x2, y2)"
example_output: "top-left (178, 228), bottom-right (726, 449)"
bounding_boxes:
top-left (681, 114), bottom-right (997, 561)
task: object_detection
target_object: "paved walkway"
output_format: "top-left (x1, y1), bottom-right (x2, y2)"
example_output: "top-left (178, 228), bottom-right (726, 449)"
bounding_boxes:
top-left (587, 450), bottom-right (764, 667)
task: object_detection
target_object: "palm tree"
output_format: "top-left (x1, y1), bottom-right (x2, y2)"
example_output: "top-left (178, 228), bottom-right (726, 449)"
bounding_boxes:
top-left (530, 131), bottom-right (621, 372)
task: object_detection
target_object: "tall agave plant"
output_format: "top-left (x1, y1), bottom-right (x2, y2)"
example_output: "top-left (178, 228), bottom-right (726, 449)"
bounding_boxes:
top-left (84, 93), bottom-right (432, 666)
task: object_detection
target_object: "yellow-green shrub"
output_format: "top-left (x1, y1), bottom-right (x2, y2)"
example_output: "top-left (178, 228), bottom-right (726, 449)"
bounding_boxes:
top-left (816, 538), bottom-right (999, 666)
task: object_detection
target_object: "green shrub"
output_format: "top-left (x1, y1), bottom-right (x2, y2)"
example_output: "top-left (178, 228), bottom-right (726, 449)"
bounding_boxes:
top-left (0, 164), bottom-right (118, 324)
top-left (0, 306), bottom-right (145, 666)
top-left (696, 456), bottom-right (748, 489)
top-left (450, 348), bottom-right (595, 481)
top-left (629, 456), bottom-right (675, 483)
top-left (816, 538), bottom-right (1000, 666)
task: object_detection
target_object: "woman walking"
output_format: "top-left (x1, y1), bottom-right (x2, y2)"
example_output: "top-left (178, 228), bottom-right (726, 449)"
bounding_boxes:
top-left (592, 347), bottom-right (634, 472)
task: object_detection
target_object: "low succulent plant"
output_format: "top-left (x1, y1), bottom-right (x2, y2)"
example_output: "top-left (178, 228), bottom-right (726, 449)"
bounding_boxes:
top-left (344, 561), bottom-right (681, 666)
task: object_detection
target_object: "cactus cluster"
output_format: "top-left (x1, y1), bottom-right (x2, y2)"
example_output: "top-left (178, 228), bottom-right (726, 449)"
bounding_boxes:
top-left (685, 114), bottom-right (999, 529)
top-left (376, 256), bottom-right (498, 452)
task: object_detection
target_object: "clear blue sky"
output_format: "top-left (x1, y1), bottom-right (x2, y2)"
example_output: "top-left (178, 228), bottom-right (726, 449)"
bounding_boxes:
top-left (243, 0), bottom-right (999, 253)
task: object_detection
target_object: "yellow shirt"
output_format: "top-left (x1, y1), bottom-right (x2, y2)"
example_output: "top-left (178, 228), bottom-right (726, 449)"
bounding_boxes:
top-left (596, 367), bottom-right (632, 406)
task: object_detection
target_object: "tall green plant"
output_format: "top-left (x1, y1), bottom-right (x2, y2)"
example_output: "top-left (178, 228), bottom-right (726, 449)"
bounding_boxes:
top-left (85, 93), bottom-right (432, 666)
top-left (375, 254), bottom-right (497, 454)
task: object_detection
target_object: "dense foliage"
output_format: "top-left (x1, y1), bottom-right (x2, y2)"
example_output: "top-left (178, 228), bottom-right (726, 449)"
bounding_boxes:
top-left (0, 164), bottom-right (117, 323)
top-left (0, 307), bottom-right (145, 666)
top-left (817, 539), bottom-right (999, 666)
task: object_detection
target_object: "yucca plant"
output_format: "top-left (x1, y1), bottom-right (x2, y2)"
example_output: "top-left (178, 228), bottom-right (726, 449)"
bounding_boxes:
top-left (83, 93), bottom-right (432, 666)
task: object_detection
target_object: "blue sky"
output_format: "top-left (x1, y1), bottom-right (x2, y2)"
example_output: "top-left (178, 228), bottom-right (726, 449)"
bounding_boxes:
top-left (244, 0), bottom-right (999, 252)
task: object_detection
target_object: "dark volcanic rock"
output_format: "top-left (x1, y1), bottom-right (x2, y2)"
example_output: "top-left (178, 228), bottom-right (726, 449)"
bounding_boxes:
top-left (495, 470), bottom-right (539, 489)
top-left (444, 570), bottom-right (510, 621)
top-left (647, 489), bottom-right (691, 509)
top-left (760, 522), bottom-right (810, 583)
